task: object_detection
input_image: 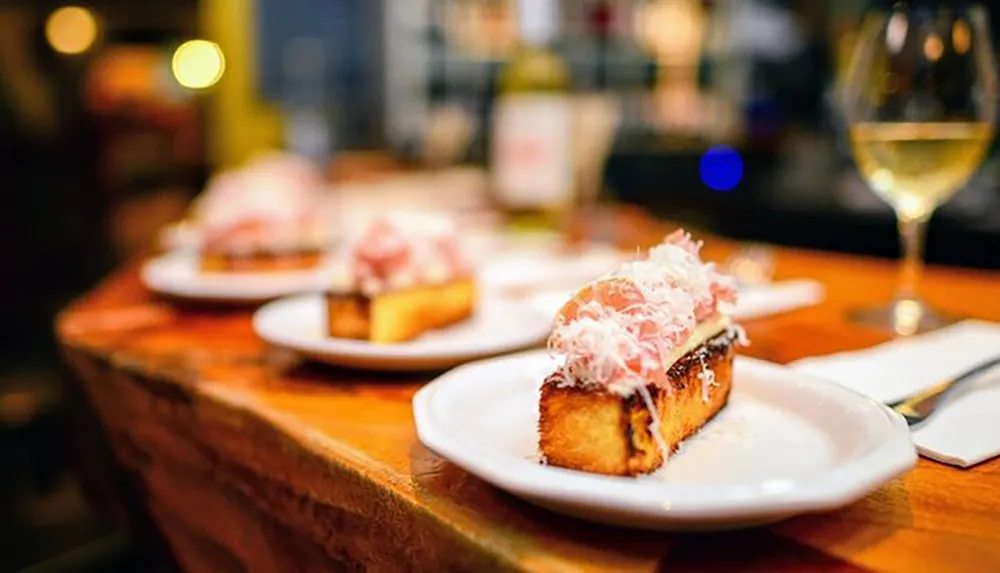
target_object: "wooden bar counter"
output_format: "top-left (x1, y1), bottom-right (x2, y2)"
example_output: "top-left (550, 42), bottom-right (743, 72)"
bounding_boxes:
top-left (56, 215), bottom-right (1000, 572)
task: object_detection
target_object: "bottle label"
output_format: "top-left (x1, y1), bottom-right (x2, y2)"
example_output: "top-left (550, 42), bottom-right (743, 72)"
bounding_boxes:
top-left (491, 94), bottom-right (573, 208)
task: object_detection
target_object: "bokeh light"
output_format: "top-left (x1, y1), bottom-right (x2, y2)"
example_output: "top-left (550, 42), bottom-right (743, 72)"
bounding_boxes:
top-left (953, 20), bottom-right (971, 54)
top-left (172, 39), bottom-right (226, 90)
top-left (885, 12), bottom-right (908, 54)
top-left (45, 6), bottom-right (98, 55)
top-left (699, 146), bottom-right (743, 192)
top-left (923, 33), bottom-right (944, 62)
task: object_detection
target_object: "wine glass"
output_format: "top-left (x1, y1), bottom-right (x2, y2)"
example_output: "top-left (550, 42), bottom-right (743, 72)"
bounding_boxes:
top-left (840, 2), bottom-right (998, 335)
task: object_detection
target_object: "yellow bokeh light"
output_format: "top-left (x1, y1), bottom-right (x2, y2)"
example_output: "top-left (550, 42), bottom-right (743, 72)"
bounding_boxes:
top-left (953, 20), bottom-right (971, 54)
top-left (172, 40), bottom-right (225, 90)
top-left (46, 6), bottom-right (98, 55)
top-left (923, 33), bottom-right (944, 62)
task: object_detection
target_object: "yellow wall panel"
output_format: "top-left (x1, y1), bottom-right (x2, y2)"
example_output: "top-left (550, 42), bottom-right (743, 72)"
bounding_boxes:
top-left (200, 0), bottom-right (284, 167)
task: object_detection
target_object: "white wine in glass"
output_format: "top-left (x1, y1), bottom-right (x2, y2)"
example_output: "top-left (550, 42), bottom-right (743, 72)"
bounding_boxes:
top-left (849, 122), bottom-right (993, 217)
top-left (841, 3), bottom-right (998, 335)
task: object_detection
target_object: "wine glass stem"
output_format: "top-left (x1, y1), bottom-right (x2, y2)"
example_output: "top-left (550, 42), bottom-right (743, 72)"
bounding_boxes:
top-left (895, 211), bottom-right (929, 305)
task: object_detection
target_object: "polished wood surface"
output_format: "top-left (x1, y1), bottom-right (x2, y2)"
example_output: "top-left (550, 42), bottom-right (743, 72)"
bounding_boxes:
top-left (56, 213), bottom-right (1000, 572)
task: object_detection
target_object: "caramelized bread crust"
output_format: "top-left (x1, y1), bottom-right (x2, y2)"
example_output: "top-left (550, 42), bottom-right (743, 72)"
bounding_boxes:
top-left (200, 250), bottom-right (322, 273)
top-left (538, 331), bottom-right (735, 476)
top-left (325, 278), bottom-right (475, 344)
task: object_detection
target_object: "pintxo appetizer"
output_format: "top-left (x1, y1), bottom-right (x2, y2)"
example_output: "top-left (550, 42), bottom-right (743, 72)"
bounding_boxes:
top-left (325, 213), bottom-right (476, 344)
top-left (196, 153), bottom-right (328, 273)
top-left (539, 230), bottom-right (747, 476)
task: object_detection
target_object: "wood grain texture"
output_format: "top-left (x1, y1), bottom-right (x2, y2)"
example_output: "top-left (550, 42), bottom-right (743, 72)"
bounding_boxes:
top-left (56, 210), bottom-right (1000, 573)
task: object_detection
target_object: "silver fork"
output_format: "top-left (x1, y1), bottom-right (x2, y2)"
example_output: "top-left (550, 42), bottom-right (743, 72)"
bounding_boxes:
top-left (888, 356), bottom-right (1000, 426)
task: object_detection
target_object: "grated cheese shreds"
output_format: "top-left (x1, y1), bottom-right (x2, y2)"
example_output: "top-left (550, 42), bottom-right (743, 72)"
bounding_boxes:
top-left (197, 154), bottom-right (326, 254)
top-left (342, 212), bottom-right (471, 296)
top-left (548, 230), bottom-right (739, 396)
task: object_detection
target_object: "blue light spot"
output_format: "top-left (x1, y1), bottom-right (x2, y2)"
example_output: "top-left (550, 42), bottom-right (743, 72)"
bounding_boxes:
top-left (699, 146), bottom-right (743, 192)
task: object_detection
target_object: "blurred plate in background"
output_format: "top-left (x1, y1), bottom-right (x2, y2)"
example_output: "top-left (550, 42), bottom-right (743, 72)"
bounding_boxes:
top-left (253, 293), bottom-right (550, 371)
top-left (140, 251), bottom-right (336, 303)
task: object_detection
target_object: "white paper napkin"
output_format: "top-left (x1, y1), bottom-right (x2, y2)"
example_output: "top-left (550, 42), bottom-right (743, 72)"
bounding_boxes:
top-left (790, 320), bottom-right (1000, 468)
top-left (726, 279), bottom-right (826, 320)
top-left (478, 242), bottom-right (626, 295)
top-left (522, 279), bottom-right (825, 322)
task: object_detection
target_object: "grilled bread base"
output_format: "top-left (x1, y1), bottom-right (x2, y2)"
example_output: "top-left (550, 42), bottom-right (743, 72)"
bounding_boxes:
top-left (325, 277), bottom-right (475, 344)
top-left (200, 250), bottom-right (322, 273)
top-left (538, 330), bottom-right (735, 476)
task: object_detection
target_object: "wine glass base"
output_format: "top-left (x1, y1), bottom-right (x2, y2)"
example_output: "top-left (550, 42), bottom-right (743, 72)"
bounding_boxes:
top-left (848, 299), bottom-right (959, 336)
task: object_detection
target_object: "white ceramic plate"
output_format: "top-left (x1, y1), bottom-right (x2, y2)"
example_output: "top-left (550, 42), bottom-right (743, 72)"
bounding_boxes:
top-left (413, 351), bottom-right (916, 530)
top-left (253, 294), bottom-right (551, 370)
top-left (141, 251), bottom-right (336, 302)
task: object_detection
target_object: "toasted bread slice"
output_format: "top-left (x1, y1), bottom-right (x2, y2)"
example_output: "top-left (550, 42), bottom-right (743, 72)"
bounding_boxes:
top-left (325, 277), bottom-right (475, 344)
top-left (200, 250), bottom-right (322, 272)
top-left (538, 330), bottom-right (735, 476)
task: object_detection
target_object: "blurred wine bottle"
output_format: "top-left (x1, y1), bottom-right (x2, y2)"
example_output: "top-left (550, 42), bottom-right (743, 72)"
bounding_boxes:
top-left (490, 0), bottom-right (574, 233)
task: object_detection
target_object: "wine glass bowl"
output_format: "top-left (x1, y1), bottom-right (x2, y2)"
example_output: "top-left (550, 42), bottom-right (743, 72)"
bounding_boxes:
top-left (840, 3), bottom-right (998, 335)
